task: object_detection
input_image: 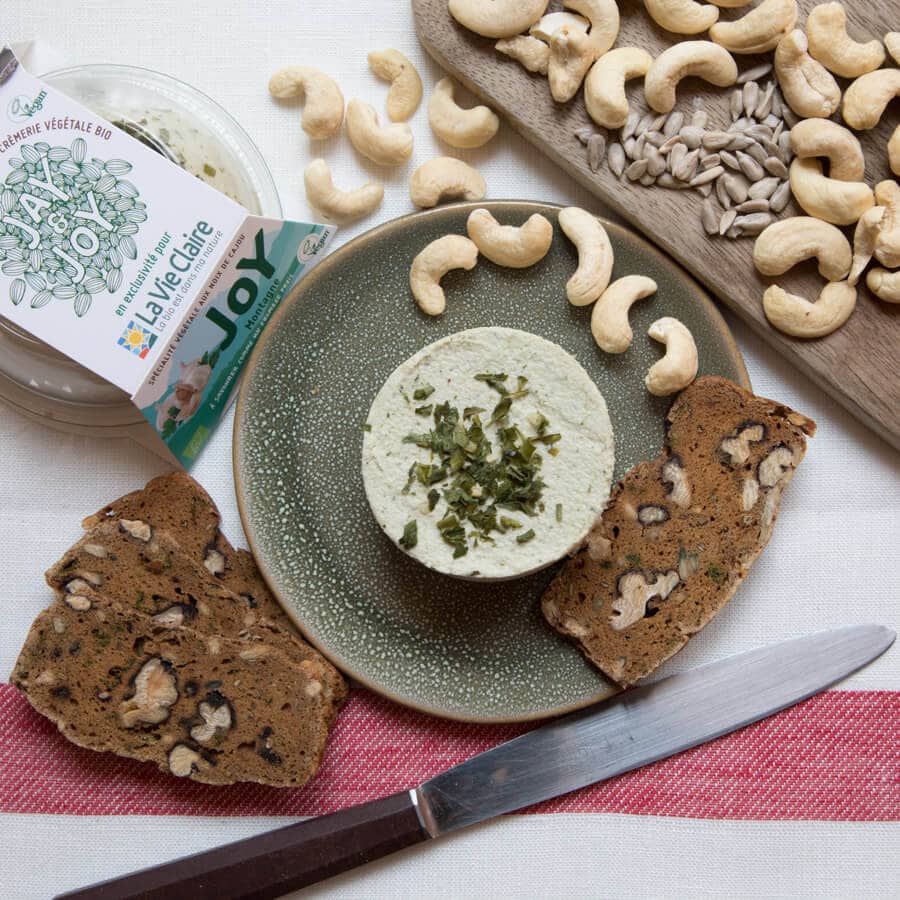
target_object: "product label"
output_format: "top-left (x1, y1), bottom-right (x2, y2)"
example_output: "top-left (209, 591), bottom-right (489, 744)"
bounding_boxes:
top-left (0, 48), bottom-right (335, 464)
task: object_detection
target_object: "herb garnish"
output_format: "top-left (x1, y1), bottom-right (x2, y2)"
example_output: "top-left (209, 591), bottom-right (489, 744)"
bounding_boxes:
top-left (400, 373), bottom-right (560, 557)
top-left (399, 520), bottom-right (418, 550)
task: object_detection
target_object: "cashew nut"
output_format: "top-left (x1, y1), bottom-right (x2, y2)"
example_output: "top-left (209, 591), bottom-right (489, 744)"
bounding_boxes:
top-left (367, 49), bottom-right (423, 122)
top-left (591, 275), bottom-right (658, 352)
top-left (789, 118), bottom-right (864, 182)
top-left (345, 99), bottom-right (413, 165)
top-left (886, 32), bottom-right (900, 65)
top-left (866, 268), bottom-right (900, 304)
top-left (428, 77), bottom-right (500, 149)
top-left (806, 3), bottom-right (885, 78)
top-left (558, 206), bottom-right (614, 306)
top-left (644, 41), bottom-right (737, 113)
top-left (709, 0), bottom-right (797, 54)
top-left (848, 206), bottom-right (885, 286)
top-left (495, 36), bottom-right (550, 75)
top-left (753, 217), bottom-right (851, 282)
top-left (409, 157), bottom-right (486, 208)
top-left (268, 66), bottom-right (344, 140)
top-left (466, 208), bottom-right (553, 268)
top-left (842, 69), bottom-right (900, 130)
top-left (789, 158), bottom-right (874, 226)
top-left (873, 180), bottom-right (900, 269)
top-left (643, 0), bottom-right (720, 36)
top-left (889, 128), bottom-right (900, 178)
top-left (530, 11), bottom-right (590, 41)
top-left (548, 25), bottom-right (598, 103)
top-left (645, 317), bottom-right (698, 396)
top-left (584, 47), bottom-right (654, 129)
top-left (303, 159), bottom-right (384, 224)
top-left (707, 0), bottom-right (752, 5)
top-left (409, 235), bottom-right (479, 315)
top-left (762, 281), bottom-right (856, 338)
top-left (565, 0), bottom-right (621, 57)
top-left (774, 30), bottom-right (841, 119)
top-left (448, 0), bottom-right (549, 39)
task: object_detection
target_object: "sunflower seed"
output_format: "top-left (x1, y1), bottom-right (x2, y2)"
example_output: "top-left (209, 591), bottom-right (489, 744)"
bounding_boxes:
top-left (769, 180), bottom-right (792, 212)
top-left (575, 126), bottom-right (595, 145)
top-left (622, 109), bottom-right (641, 141)
top-left (703, 130), bottom-right (733, 150)
top-left (719, 208), bottom-right (737, 235)
top-left (663, 111), bottom-right (684, 136)
top-left (772, 120), bottom-right (785, 141)
top-left (608, 142), bottom-right (626, 177)
top-left (716, 174), bottom-right (732, 208)
top-left (645, 145), bottom-right (666, 176)
top-left (763, 156), bottom-right (788, 178)
top-left (770, 91), bottom-right (783, 119)
top-left (733, 212), bottom-right (773, 235)
top-left (645, 130), bottom-right (667, 147)
top-left (624, 136), bottom-right (637, 159)
top-left (742, 82), bottom-right (760, 118)
top-left (656, 172), bottom-right (692, 189)
top-left (701, 153), bottom-right (721, 169)
top-left (781, 105), bottom-right (800, 128)
top-left (737, 62), bottom-right (773, 85)
top-left (746, 124), bottom-right (774, 141)
top-left (625, 159), bottom-right (649, 180)
top-left (690, 166), bottom-right (724, 186)
top-left (636, 111), bottom-right (657, 134)
top-left (777, 130), bottom-right (792, 157)
top-left (674, 148), bottom-right (700, 181)
top-left (736, 198), bottom-right (770, 213)
top-left (697, 182), bottom-right (714, 196)
top-left (658, 134), bottom-right (683, 153)
top-left (690, 109), bottom-right (709, 130)
top-left (701, 200), bottom-right (719, 235)
top-left (737, 151), bottom-right (765, 181)
top-left (720, 150), bottom-right (741, 170)
top-left (728, 117), bottom-right (753, 133)
top-left (728, 133), bottom-right (753, 151)
top-left (669, 142), bottom-right (688, 173)
top-left (755, 82), bottom-right (776, 120)
top-left (587, 134), bottom-right (606, 172)
top-left (748, 176), bottom-right (780, 199)
top-left (724, 172), bottom-right (750, 204)
top-left (679, 125), bottom-right (704, 149)
top-left (692, 95), bottom-right (705, 109)
top-left (726, 223), bottom-right (743, 239)
top-left (650, 113), bottom-right (668, 132)
top-left (730, 89), bottom-right (744, 120)
top-left (634, 134), bottom-right (647, 158)
top-left (758, 136), bottom-right (781, 158)
top-left (640, 173), bottom-right (656, 186)
top-left (744, 142), bottom-right (769, 165)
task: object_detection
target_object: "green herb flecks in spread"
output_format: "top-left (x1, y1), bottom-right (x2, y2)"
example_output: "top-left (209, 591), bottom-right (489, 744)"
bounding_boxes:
top-left (398, 373), bottom-right (559, 558)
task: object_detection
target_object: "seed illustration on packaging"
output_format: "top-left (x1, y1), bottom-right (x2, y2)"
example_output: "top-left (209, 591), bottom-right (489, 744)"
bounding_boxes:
top-left (1, 138), bottom-right (147, 317)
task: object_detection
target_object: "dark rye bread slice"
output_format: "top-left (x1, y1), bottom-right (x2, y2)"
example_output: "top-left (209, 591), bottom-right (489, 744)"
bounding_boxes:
top-left (542, 377), bottom-right (816, 686)
top-left (11, 598), bottom-right (334, 786)
top-left (82, 471), bottom-right (298, 636)
top-left (47, 521), bottom-right (346, 705)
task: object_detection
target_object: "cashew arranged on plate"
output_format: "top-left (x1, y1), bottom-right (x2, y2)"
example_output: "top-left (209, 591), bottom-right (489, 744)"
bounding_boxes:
top-left (409, 235), bottom-right (479, 315)
top-left (268, 66), bottom-right (345, 139)
top-left (886, 32), bottom-right (900, 66)
top-left (707, 0), bottom-right (752, 6)
top-left (495, 36), bottom-right (551, 75)
top-left (644, 41), bottom-right (738, 113)
top-left (558, 206), bottom-right (614, 306)
top-left (805, 2), bottom-right (885, 78)
top-left (645, 318), bottom-right (698, 396)
top-left (367, 49), bottom-right (423, 122)
top-left (466, 209), bottom-right (554, 268)
top-left (866, 268), bottom-right (900, 304)
top-left (428, 77), bottom-right (500, 149)
top-left (762, 281), bottom-right (856, 338)
top-left (789, 118), bottom-right (864, 182)
top-left (752, 217), bottom-right (852, 282)
top-left (709, 0), bottom-right (797, 54)
top-left (346, 99), bottom-right (414, 165)
top-left (303, 159), bottom-right (384, 224)
top-left (548, 25), bottom-right (598, 103)
top-left (774, 30), bottom-right (841, 119)
top-left (591, 275), bottom-right (658, 353)
top-left (448, 0), bottom-right (549, 39)
top-left (409, 157), bottom-right (486, 208)
top-left (530, 11), bottom-right (590, 42)
top-left (789, 158), bottom-right (874, 226)
top-left (889, 128), bottom-right (900, 178)
top-left (584, 47), bottom-right (654, 129)
top-left (565, 0), bottom-right (621, 57)
top-left (842, 69), bottom-right (900, 131)
top-left (643, 0), bottom-right (720, 37)
top-left (873, 181), bottom-right (900, 270)
top-left (848, 206), bottom-right (885, 287)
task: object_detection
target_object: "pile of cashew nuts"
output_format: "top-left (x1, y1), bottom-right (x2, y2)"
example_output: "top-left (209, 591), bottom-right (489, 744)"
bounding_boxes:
top-left (453, 0), bottom-right (898, 337)
top-left (409, 207), bottom-right (699, 397)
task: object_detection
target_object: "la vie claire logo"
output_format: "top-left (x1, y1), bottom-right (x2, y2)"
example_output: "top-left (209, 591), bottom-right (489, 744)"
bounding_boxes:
top-left (7, 90), bottom-right (46, 123)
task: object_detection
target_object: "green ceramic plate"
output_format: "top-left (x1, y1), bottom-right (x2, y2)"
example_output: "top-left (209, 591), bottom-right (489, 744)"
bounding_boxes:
top-left (234, 201), bottom-right (749, 723)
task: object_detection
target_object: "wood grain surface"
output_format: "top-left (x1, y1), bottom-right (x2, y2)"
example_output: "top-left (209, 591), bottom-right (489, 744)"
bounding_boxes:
top-left (413, 0), bottom-right (900, 449)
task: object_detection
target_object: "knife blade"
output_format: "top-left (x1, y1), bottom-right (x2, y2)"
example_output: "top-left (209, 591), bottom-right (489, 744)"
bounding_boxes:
top-left (58, 625), bottom-right (894, 900)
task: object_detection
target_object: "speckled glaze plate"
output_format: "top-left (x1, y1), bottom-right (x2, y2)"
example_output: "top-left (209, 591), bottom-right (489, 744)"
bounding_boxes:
top-left (234, 201), bottom-right (749, 723)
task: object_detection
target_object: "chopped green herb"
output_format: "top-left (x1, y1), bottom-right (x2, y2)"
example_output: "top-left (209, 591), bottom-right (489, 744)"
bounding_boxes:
top-left (415, 404), bottom-right (433, 417)
top-left (500, 516), bottom-right (522, 529)
top-left (475, 372), bottom-right (508, 393)
top-left (535, 432), bottom-right (561, 445)
top-left (707, 564), bottom-right (727, 584)
top-left (625, 553), bottom-right (642, 567)
top-left (427, 489), bottom-right (440, 511)
top-left (413, 384), bottom-right (435, 401)
top-left (555, 503), bottom-right (563, 523)
top-left (362, 423), bottom-right (372, 432)
top-left (203, 163), bottom-right (217, 177)
top-left (463, 406), bottom-right (485, 418)
top-left (399, 520), bottom-right (418, 550)
top-left (516, 529), bottom-right (536, 544)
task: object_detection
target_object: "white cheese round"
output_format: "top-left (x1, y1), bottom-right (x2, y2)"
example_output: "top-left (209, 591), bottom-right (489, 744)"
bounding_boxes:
top-left (362, 327), bottom-right (615, 581)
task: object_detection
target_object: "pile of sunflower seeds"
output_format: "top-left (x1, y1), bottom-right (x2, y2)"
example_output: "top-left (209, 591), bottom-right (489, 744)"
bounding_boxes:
top-left (575, 63), bottom-right (798, 240)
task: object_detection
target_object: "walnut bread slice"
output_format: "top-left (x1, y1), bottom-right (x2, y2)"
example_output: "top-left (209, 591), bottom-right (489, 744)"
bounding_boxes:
top-left (11, 599), bottom-right (335, 786)
top-left (47, 521), bottom-right (346, 705)
top-left (542, 376), bottom-right (816, 686)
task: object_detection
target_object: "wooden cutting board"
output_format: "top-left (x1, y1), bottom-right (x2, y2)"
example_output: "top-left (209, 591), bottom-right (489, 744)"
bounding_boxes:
top-left (413, 0), bottom-right (900, 449)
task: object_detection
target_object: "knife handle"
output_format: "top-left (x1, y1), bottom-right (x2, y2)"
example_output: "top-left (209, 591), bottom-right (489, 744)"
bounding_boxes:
top-left (55, 790), bottom-right (429, 900)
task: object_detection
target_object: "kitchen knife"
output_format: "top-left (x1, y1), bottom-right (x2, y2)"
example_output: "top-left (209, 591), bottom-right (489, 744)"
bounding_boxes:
top-left (57, 624), bottom-right (894, 900)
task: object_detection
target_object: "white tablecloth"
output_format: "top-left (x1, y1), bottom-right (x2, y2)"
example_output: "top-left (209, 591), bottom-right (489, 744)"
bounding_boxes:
top-left (1, 2), bottom-right (898, 896)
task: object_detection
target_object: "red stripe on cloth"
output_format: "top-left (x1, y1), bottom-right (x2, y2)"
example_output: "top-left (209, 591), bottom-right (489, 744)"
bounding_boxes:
top-left (1, 685), bottom-right (897, 820)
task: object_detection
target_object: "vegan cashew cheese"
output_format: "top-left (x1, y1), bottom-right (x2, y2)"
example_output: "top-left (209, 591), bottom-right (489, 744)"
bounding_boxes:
top-left (361, 327), bottom-right (614, 580)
